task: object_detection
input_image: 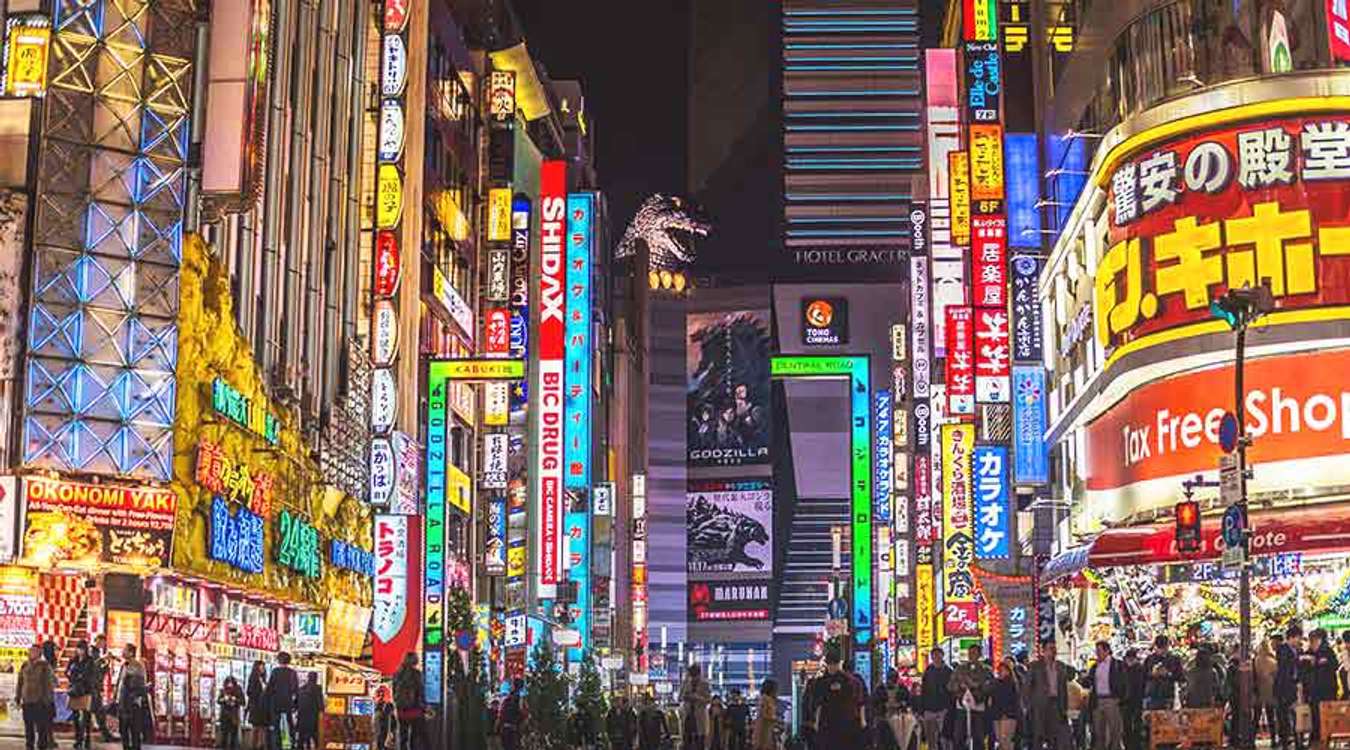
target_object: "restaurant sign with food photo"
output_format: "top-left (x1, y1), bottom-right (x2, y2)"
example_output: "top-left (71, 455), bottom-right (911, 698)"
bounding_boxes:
top-left (20, 477), bottom-right (176, 568)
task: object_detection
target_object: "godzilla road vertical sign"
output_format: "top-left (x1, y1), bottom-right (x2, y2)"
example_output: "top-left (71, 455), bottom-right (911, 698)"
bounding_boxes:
top-left (535, 160), bottom-right (567, 599)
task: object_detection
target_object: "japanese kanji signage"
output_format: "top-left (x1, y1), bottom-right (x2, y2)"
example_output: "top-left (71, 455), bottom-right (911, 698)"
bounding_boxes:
top-left (963, 0), bottom-right (998, 41)
top-left (963, 41), bottom-right (1001, 123)
top-left (973, 445), bottom-right (1011, 559)
top-left (950, 151), bottom-right (972, 247)
top-left (974, 307), bottom-right (1011, 403)
top-left (1329, 0), bottom-right (1350, 62)
top-left (535, 161), bottom-right (567, 598)
top-left (1099, 114), bottom-right (1350, 350)
top-left (972, 215), bottom-right (1008, 308)
top-left (969, 124), bottom-right (1005, 203)
top-left (946, 306), bottom-right (975, 415)
top-left (941, 424), bottom-right (979, 636)
top-left (1011, 255), bottom-right (1043, 362)
top-left (2, 15), bottom-right (50, 98)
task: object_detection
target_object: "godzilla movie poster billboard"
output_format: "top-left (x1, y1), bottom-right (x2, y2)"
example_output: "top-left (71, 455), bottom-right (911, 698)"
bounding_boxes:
top-left (686, 479), bottom-right (772, 577)
top-left (686, 311), bottom-right (772, 467)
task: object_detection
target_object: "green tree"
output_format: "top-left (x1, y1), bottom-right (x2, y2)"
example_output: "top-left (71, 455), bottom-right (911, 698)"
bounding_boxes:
top-left (524, 638), bottom-right (571, 750)
top-left (573, 651), bottom-right (607, 746)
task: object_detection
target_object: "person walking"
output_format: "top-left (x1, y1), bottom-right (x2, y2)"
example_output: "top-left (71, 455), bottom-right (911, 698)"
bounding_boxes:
top-left (709, 695), bottom-right (727, 750)
top-left (680, 665), bottom-right (713, 750)
top-left (1255, 636), bottom-right (1279, 745)
top-left (813, 646), bottom-right (864, 748)
top-left (607, 695), bottom-right (638, 750)
top-left (1183, 648), bottom-right (1222, 708)
top-left (264, 652), bottom-right (299, 750)
top-left (1309, 628), bottom-right (1340, 747)
top-left (246, 661), bottom-right (269, 750)
top-left (1141, 636), bottom-right (1184, 712)
top-left (497, 679), bottom-right (526, 750)
top-left (638, 695), bottom-right (670, 750)
top-left (90, 636), bottom-right (115, 743)
top-left (1276, 627), bottom-right (1305, 750)
top-left (218, 675), bottom-right (246, 750)
top-left (947, 644), bottom-right (993, 750)
top-left (1027, 642), bottom-right (1073, 750)
top-left (989, 658), bottom-right (1020, 750)
top-left (392, 653), bottom-right (425, 750)
top-left (725, 690), bottom-right (750, 750)
top-left (1079, 641), bottom-right (1126, 750)
top-left (114, 644), bottom-right (149, 750)
top-left (751, 680), bottom-right (779, 750)
top-left (1121, 649), bottom-right (1146, 750)
top-left (294, 672), bottom-right (323, 750)
top-left (66, 640), bottom-right (96, 750)
top-left (373, 687), bottom-right (395, 750)
top-left (919, 649), bottom-right (954, 750)
top-left (17, 645), bottom-right (55, 750)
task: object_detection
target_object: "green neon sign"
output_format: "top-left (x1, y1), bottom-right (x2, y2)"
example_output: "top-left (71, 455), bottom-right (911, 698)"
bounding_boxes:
top-left (428, 359), bottom-right (525, 381)
top-left (771, 356), bottom-right (872, 644)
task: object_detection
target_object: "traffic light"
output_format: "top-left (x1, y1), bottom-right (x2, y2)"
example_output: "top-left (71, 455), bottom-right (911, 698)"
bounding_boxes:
top-left (1176, 500), bottom-right (1202, 553)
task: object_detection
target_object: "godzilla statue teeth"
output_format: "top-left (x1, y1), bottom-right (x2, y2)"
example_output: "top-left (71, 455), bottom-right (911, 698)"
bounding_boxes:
top-left (615, 194), bottom-right (711, 271)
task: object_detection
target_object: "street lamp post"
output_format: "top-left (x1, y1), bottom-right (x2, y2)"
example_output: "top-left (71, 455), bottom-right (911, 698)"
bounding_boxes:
top-left (1211, 283), bottom-right (1273, 750)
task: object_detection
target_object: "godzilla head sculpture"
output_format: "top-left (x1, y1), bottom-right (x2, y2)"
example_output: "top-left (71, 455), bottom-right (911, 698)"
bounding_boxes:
top-left (615, 194), bottom-right (711, 271)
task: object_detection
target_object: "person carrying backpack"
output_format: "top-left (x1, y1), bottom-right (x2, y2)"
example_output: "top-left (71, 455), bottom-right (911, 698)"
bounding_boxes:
top-left (637, 695), bottom-right (669, 750)
top-left (392, 654), bottom-right (425, 750)
top-left (812, 645), bottom-right (864, 748)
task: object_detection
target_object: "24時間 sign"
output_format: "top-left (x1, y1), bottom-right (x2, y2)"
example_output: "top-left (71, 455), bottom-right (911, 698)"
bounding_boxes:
top-left (535, 160), bottom-right (567, 598)
top-left (1097, 113), bottom-right (1350, 351)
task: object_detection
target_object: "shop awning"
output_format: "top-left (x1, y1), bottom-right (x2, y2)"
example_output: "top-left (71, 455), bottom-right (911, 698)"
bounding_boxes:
top-left (1042, 503), bottom-right (1350, 584)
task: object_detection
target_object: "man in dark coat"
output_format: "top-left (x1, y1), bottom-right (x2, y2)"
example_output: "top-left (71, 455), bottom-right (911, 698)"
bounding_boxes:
top-left (1027, 641), bottom-right (1074, 750)
top-left (1142, 635), bottom-right (1185, 711)
top-left (1078, 640), bottom-right (1128, 750)
top-left (919, 648), bottom-right (954, 750)
top-left (1310, 628), bottom-right (1341, 746)
top-left (1122, 648), bottom-right (1147, 750)
top-left (1276, 625), bottom-right (1305, 750)
top-left (264, 652), bottom-right (300, 750)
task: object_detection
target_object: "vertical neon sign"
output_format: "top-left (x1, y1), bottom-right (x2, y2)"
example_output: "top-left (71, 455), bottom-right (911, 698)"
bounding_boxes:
top-left (535, 161), bottom-right (567, 599)
top-left (770, 356), bottom-right (872, 645)
top-left (563, 193), bottom-right (593, 658)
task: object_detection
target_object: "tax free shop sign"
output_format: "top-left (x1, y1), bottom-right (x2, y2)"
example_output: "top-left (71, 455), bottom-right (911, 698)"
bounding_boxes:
top-left (1084, 347), bottom-right (1350, 525)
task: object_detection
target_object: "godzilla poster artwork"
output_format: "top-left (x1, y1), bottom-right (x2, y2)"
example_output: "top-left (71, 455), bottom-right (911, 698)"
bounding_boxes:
top-left (686, 479), bottom-right (773, 576)
top-left (686, 310), bottom-right (772, 467)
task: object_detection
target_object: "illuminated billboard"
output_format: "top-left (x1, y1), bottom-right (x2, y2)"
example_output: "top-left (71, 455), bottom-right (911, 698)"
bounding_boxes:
top-left (687, 310), bottom-right (772, 467)
top-left (941, 424), bottom-right (978, 636)
top-left (770, 356), bottom-right (872, 644)
top-left (564, 192), bottom-right (594, 657)
top-left (535, 160), bottom-right (567, 598)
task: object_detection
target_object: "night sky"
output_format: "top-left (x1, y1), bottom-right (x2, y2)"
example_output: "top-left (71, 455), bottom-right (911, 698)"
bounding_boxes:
top-left (511, 0), bottom-right (946, 255)
top-left (511, 0), bottom-right (690, 237)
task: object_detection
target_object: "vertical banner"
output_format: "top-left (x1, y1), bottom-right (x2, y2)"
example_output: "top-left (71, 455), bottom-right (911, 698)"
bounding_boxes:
top-left (874, 390), bottom-right (893, 525)
top-left (924, 49), bottom-right (963, 355)
top-left (973, 445), bottom-right (1010, 559)
top-left (941, 424), bottom-right (978, 636)
top-left (1010, 255), bottom-right (1043, 363)
top-left (373, 515), bottom-right (421, 675)
top-left (535, 160), bottom-right (567, 599)
top-left (971, 216), bottom-right (1007, 308)
top-left (973, 306), bottom-right (1011, 404)
top-left (916, 562), bottom-right (934, 668)
top-left (945, 307), bottom-right (974, 415)
top-left (485, 497), bottom-right (507, 575)
top-left (949, 151), bottom-right (971, 247)
top-left (1012, 366), bottom-right (1049, 484)
top-left (564, 192), bottom-right (594, 657)
top-left (849, 362), bottom-right (873, 645)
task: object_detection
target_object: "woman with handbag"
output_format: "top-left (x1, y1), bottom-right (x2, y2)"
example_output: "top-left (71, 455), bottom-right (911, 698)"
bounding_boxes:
top-left (218, 676), bottom-right (246, 750)
top-left (246, 661), bottom-right (269, 750)
top-left (114, 644), bottom-right (149, 750)
top-left (66, 641), bottom-right (95, 750)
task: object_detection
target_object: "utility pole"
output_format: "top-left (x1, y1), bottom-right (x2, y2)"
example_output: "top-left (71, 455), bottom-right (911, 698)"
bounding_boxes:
top-left (1211, 283), bottom-right (1273, 750)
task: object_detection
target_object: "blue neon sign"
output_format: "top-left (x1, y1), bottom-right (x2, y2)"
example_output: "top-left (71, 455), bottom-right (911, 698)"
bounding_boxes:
top-left (874, 389), bottom-right (893, 524)
top-left (1012, 366), bottom-right (1049, 484)
top-left (564, 193), bottom-right (594, 659)
top-left (209, 496), bottom-right (264, 574)
top-left (973, 445), bottom-right (1011, 559)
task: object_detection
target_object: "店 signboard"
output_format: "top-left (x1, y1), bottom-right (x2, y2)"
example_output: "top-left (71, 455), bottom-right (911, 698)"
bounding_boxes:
top-left (963, 0), bottom-right (998, 41)
top-left (971, 215), bottom-right (1007, 308)
top-left (483, 434), bottom-right (508, 489)
top-left (941, 424), bottom-right (979, 636)
top-left (1097, 113), bottom-right (1350, 352)
top-left (378, 100), bottom-right (405, 162)
top-left (945, 306), bottom-right (975, 415)
top-left (21, 477), bottom-right (176, 568)
top-left (949, 151), bottom-right (972, 247)
top-left (973, 307), bottom-right (1010, 404)
top-left (3, 15), bottom-right (50, 98)
top-left (488, 188), bottom-right (512, 242)
top-left (380, 34), bottom-right (407, 96)
top-left (376, 164), bottom-right (403, 229)
top-left (489, 70), bottom-right (515, 123)
top-left (1086, 347), bottom-right (1350, 523)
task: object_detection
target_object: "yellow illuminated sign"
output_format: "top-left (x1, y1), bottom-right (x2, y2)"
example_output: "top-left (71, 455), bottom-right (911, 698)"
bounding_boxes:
top-left (488, 188), bottom-right (512, 242)
top-left (447, 464), bottom-right (471, 515)
top-left (3, 17), bottom-right (50, 98)
top-left (969, 125), bottom-right (1005, 201)
top-left (376, 164), bottom-right (402, 229)
top-left (429, 359), bottom-right (525, 381)
top-left (949, 151), bottom-right (971, 246)
top-left (916, 563), bottom-right (934, 667)
top-left (507, 544), bottom-right (526, 578)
